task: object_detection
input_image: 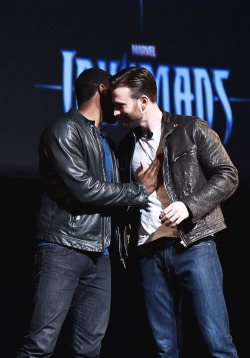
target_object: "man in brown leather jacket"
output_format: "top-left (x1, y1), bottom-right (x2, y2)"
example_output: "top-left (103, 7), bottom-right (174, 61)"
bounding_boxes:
top-left (109, 66), bottom-right (239, 358)
top-left (16, 68), bottom-right (160, 358)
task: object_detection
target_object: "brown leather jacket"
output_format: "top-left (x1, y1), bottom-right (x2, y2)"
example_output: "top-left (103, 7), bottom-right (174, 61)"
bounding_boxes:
top-left (118, 110), bottom-right (239, 248)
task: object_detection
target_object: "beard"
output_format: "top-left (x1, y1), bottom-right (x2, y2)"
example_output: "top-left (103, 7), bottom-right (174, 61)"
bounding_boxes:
top-left (118, 103), bottom-right (143, 128)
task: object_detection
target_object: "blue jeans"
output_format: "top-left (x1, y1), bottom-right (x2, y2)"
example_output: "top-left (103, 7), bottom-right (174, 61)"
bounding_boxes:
top-left (137, 238), bottom-right (238, 358)
top-left (16, 244), bottom-right (111, 358)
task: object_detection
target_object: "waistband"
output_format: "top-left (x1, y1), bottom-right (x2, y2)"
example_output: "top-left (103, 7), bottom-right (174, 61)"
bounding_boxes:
top-left (136, 236), bottom-right (180, 258)
top-left (136, 235), bottom-right (214, 258)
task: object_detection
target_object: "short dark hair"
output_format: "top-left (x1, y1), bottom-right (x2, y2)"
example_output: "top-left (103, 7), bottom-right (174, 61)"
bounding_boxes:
top-left (74, 68), bottom-right (111, 106)
top-left (109, 66), bottom-right (157, 103)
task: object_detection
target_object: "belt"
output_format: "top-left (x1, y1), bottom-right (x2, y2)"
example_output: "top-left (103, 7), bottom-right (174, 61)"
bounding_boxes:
top-left (136, 236), bottom-right (180, 258)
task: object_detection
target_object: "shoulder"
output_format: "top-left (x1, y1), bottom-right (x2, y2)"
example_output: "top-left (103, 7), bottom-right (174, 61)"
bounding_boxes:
top-left (39, 111), bottom-right (87, 152)
top-left (43, 109), bottom-right (87, 137)
top-left (165, 110), bottom-right (208, 127)
top-left (165, 111), bottom-right (212, 135)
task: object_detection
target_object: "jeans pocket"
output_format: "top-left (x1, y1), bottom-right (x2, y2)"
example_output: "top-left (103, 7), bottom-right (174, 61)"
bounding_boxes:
top-left (190, 237), bottom-right (215, 249)
top-left (41, 244), bottom-right (74, 255)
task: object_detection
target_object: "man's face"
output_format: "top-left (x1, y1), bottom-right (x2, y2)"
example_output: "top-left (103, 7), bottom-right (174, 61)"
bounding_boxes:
top-left (112, 87), bottom-right (143, 128)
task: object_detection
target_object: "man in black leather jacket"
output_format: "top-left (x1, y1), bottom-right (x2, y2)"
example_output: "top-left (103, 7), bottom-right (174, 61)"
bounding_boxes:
top-left (109, 66), bottom-right (239, 358)
top-left (16, 68), bottom-right (160, 358)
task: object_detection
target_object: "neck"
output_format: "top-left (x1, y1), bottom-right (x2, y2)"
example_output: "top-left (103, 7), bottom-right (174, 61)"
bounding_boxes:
top-left (140, 104), bottom-right (162, 132)
top-left (77, 93), bottom-right (103, 129)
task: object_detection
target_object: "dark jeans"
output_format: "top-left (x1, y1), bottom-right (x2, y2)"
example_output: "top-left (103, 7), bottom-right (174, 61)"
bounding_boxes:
top-left (16, 245), bottom-right (111, 358)
top-left (137, 237), bottom-right (238, 358)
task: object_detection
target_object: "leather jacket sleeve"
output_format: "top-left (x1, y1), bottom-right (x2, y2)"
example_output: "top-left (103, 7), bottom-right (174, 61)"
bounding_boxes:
top-left (39, 119), bottom-right (148, 209)
top-left (180, 119), bottom-right (239, 223)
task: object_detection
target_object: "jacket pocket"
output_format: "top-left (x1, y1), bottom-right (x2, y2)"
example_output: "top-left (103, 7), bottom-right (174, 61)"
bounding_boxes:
top-left (172, 148), bottom-right (197, 163)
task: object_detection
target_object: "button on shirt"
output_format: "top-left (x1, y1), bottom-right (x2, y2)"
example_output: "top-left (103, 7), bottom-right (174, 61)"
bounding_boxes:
top-left (132, 124), bottom-right (179, 246)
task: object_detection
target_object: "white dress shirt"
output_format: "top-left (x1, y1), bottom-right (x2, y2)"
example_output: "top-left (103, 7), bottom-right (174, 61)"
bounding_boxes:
top-left (132, 124), bottom-right (179, 246)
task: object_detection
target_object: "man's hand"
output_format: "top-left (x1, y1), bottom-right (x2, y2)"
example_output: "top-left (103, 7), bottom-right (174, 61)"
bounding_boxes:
top-left (137, 156), bottom-right (161, 195)
top-left (159, 201), bottom-right (190, 227)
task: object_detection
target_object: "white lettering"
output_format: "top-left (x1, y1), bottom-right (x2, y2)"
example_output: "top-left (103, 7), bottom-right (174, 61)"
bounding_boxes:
top-left (131, 44), bottom-right (157, 58)
top-left (212, 69), bottom-right (232, 143)
top-left (61, 50), bottom-right (76, 112)
top-left (173, 67), bottom-right (194, 115)
top-left (193, 68), bottom-right (214, 127)
top-left (42, 50), bottom-right (233, 143)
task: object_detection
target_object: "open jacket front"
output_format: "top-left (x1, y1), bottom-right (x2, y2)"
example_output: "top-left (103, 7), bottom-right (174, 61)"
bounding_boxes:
top-left (118, 110), bottom-right (239, 248)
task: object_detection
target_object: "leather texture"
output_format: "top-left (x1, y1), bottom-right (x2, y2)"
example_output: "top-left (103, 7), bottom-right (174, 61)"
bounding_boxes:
top-left (118, 110), bottom-right (239, 248)
top-left (35, 108), bottom-right (148, 252)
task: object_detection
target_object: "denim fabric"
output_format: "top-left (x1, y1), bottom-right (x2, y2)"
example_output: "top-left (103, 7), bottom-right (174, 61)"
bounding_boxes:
top-left (16, 244), bottom-right (111, 358)
top-left (137, 238), bottom-right (238, 358)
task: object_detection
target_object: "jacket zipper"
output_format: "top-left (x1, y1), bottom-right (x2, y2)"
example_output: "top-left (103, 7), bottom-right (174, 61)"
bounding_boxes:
top-left (91, 126), bottom-right (108, 252)
top-left (130, 132), bottom-right (137, 182)
top-left (173, 149), bottom-right (196, 163)
top-left (162, 125), bottom-right (188, 248)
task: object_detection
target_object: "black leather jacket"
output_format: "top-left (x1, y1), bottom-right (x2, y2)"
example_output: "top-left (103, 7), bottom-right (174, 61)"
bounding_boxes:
top-left (118, 110), bottom-right (239, 248)
top-left (35, 108), bottom-right (148, 252)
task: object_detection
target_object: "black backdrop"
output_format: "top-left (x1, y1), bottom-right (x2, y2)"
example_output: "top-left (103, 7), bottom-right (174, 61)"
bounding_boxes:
top-left (1, 1), bottom-right (249, 357)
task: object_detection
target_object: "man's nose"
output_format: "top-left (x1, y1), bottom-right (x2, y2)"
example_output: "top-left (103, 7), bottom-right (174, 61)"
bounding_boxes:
top-left (114, 109), bottom-right (121, 117)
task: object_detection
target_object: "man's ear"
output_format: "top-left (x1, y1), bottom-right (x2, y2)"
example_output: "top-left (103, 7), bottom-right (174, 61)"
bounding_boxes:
top-left (140, 95), bottom-right (148, 110)
top-left (98, 84), bottom-right (106, 94)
